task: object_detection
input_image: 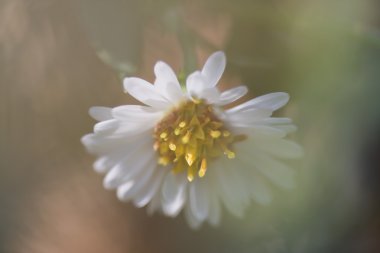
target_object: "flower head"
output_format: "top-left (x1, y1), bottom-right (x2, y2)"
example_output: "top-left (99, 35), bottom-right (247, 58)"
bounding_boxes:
top-left (82, 52), bottom-right (302, 229)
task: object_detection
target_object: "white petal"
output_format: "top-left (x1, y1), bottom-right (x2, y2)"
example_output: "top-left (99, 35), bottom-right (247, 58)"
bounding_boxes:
top-left (249, 173), bottom-right (273, 205)
top-left (230, 124), bottom-right (287, 140)
top-left (164, 82), bottom-right (186, 103)
top-left (82, 134), bottom-right (117, 155)
top-left (200, 87), bottom-right (221, 103)
top-left (89, 107), bottom-right (112, 121)
top-left (257, 139), bottom-right (304, 158)
top-left (220, 164), bottom-right (250, 206)
top-left (123, 77), bottom-right (170, 108)
top-left (161, 173), bottom-right (187, 217)
top-left (259, 118), bottom-right (297, 134)
top-left (117, 159), bottom-right (156, 201)
top-left (235, 158), bottom-right (272, 205)
top-left (253, 153), bottom-right (296, 189)
top-left (111, 106), bottom-right (162, 132)
top-left (213, 164), bottom-right (247, 218)
top-left (201, 51), bottom-right (226, 88)
top-left (226, 108), bottom-right (273, 127)
top-left (115, 182), bottom-right (134, 200)
top-left (189, 179), bottom-right (209, 222)
top-left (235, 125), bottom-right (287, 139)
top-left (154, 61), bottom-right (183, 102)
top-left (114, 117), bottom-right (157, 136)
top-left (93, 151), bottom-right (126, 174)
top-left (186, 71), bottom-right (205, 98)
top-left (93, 157), bottom-right (111, 174)
top-left (93, 119), bottom-right (119, 134)
top-left (81, 134), bottom-right (123, 155)
top-left (154, 61), bottom-right (178, 85)
top-left (185, 72), bottom-right (221, 101)
top-left (206, 176), bottom-right (221, 226)
top-left (133, 166), bottom-right (167, 208)
top-left (147, 191), bottom-right (162, 215)
top-left (103, 142), bottom-right (155, 190)
top-left (103, 158), bottom-right (137, 190)
top-left (112, 105), bottom-right (159, 119)
top-left (227, 92), bottom-right (289, 113)
top-left (81, 129), bottom-right (151, 155)
top-left (103, 157), bottom-right (132, 189)
top-left (184, 202), bottom-right (202, 230)
top-left (215, 86), bottom-right (248, 106)
top-left (273, 124), bottom-right (297, 133)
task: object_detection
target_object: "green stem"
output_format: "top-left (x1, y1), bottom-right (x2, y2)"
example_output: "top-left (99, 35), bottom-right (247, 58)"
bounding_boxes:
top-left (178, 28), bottom-right (197, 75)
top-left (162, 5), bottom-right (198, 87)
top-left (177, 19), bottom-right (198, 88)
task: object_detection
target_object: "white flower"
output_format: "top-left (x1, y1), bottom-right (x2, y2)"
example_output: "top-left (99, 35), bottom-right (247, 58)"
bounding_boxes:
top-left (81, 52), bottom-right (303, 229)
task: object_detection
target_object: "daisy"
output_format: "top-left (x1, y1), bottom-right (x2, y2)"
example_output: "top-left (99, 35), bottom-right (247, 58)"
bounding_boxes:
top-left (81, 52), bottom-right (303, 229)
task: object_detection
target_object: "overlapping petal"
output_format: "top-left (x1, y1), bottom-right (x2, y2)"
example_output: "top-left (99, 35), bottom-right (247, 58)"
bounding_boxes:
top-left (123, 77), bottom-right (171, 109)
top-left (201, 51), bottom-right (226, 88)
top-left (154, 61), bottom-right (184, 103)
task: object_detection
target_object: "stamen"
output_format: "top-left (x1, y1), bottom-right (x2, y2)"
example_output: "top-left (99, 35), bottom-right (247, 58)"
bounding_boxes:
top-left (153, 100), bottom-right (244, 181)
top-left (185, 153), bottom-right (195, 166)
top-left (187, 172), bottom-right (195, 182)
top-left (160, 132), bottom-right (168, 139)
top-left (169, 143), bottom-right (176, 151)
top-left (209, 130), bottom-right (221, 138)
top-left (174, 128), bottom-right (181, 135)
top-left (187, 164), bottom-right (197, 182)
top-left (198, 158), bottom-right (207, 178)
top-left (225, 150), bottom-right (236, 159)
top-left (182, 131), bottom-right (191, 144)
top-left (219, 141), bottom-right (236, 159)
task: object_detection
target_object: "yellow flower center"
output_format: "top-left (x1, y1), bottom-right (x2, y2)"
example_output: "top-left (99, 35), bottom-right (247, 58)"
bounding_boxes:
top-left (153, 99), bottom-right (245, 182)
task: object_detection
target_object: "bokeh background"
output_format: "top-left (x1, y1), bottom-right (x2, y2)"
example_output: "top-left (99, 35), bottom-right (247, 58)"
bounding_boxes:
top-left (1, 0), bottom-right (380, 252)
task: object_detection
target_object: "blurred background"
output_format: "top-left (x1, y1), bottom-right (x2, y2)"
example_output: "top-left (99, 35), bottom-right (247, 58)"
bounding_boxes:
top-left (1, 0), bottom-right (380, 252)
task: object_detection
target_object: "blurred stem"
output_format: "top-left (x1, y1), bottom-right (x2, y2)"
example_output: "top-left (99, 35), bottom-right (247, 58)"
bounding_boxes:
top-left (178, 26), bottom-right (197, 76)
top-left (162, 5), bottom-right (197, 86)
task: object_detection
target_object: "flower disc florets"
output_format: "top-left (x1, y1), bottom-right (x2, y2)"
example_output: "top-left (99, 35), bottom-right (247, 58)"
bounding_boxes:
top-left (154, 99), bottom-right (244, 182)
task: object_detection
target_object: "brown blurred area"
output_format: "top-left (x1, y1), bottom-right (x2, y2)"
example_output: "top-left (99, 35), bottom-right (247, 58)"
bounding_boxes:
top-left (0, 0), bottom-right (137, 252)
top-left (0, 1), bottom-right (241, 252)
